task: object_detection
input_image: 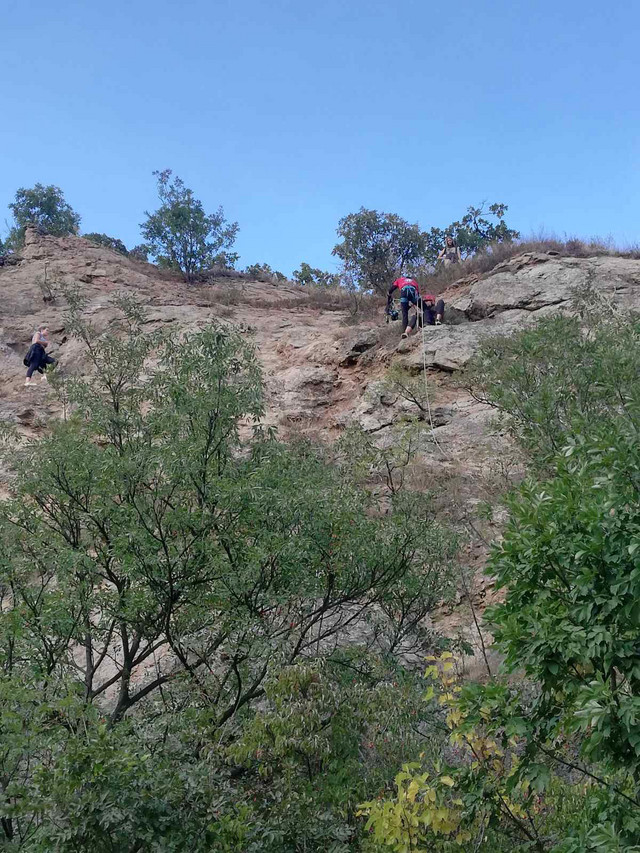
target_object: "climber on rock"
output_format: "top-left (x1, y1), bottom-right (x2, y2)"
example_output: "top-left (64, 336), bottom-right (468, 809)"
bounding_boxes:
top-left (387, 279), bottom-right (445, 338)
top-left (437, 235), bottom-right (462, 267)
top-left (387, 276), bottom-right (420, 339)
top-left (421, 294), bottom-right (445, 326)
top-left (24, 324), bottom-right (56, 388)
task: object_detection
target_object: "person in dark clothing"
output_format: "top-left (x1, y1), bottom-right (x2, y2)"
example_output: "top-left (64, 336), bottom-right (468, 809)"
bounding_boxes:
top-left (24, 325), bottom-right (56, 388)
top-left (387, 279), bottom-right (445, 338)
top-left (387, 276), bottom-right (420, 338)
top-left (419, 294), bottom-right (445, 326)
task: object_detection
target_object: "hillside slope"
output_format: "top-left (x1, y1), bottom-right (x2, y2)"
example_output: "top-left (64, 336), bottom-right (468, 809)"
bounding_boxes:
top-left (2, 230), bottom-right (640, 649)
top-left (3, 230), bottom-right (639, 460)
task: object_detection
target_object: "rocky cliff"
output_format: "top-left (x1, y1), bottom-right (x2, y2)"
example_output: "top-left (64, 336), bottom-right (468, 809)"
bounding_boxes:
top-left (3, 231), bottom-right (639, 468)
top-left (2, 231), bottom-right (639, 656)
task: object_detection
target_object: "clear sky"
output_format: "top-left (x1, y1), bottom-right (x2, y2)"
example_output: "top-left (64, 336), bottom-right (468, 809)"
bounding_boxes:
top-left (2, 0), bottom-right (638, 275)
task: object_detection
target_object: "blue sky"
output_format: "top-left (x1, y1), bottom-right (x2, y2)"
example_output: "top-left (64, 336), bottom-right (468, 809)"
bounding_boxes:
top-left (2, 0), bottom-right (638, 275)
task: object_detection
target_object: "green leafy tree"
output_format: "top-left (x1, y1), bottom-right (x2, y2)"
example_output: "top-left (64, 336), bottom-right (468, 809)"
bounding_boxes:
top-left (292, 262), bottom-right (341, 288)
top-left (6, 183), bottom-right (81, 250)
top-left (128, 243), bottom-right (149, 262)
top-left (83, 232), bottom-right (128, 255)
top-left (424, 202), bottom-right (519, 264)
top-left (0, 292), bottom-right (456, 849)
top-left (332, 208), bottom-right (427, 294)
top-left (245, 262), bottom-right (288, 281)
top-left (367, 307), bottom-right (640, 851)
top-left (140, 169), bottom-right (239, 281)
top-left (465, 299), bottom-right (639, 467)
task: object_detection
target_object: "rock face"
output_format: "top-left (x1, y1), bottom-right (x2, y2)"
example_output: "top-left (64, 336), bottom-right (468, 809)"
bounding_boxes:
top-left (2, 234), bottom-right (639, 654)
top-left (1, 232), bottom-right (640, 492)
top-left (450, 252), bottom-right (640, 320)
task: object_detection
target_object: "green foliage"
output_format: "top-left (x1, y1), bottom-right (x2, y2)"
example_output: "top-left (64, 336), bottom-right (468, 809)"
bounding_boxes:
top-left (466, 303), bottom-right (640, 467)
top-left (0, 294), bottom-right (456, 848)
top-left (369, 307), bottom-right (640, 850)
top-left (140, 169), bottom-right (239, 281)
top-left (245, 262), bottom-right (288, 281)
top-left (332, 208), bottom-right (427, 294)
top-left (83, 232), bottom-right (129, 255)
top-left (292, 262), bottom-right (341, 288)
top-left (424, 202), bottom-right (519, 264)
top-left (486, 421), bottom-right (640, 767)
top-left (332, 204), bottom-right (518, 293)
top-left (129, 243), bottom-right (149, 262)
top-left (473, 307), bottom-right (640, 847)
top-left (361, 656), bottom-right (640, 851)
top-left (6, 183), bottom-right (81, 250)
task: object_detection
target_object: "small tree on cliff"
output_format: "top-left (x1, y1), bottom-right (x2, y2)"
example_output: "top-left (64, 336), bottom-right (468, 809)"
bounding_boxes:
top-left (83, 232), bottom-right (129, 255)
top-left (332, 208), bottom-right (427, 294)
top-left (292, 262), bottom-right (340, 288)
top-left (424, 202), bottom-right (519, 264)
top-left (140, 170), bottom-right (239, 282)
top-left (6, 184), bottom-right (81, 250)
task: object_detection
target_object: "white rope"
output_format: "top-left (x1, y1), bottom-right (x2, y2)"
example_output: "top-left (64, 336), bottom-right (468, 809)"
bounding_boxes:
top-left (418, 301), bottom-right (447, 458)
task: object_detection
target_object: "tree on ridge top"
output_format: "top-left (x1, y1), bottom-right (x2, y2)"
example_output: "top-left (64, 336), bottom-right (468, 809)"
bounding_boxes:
top-left (140, 169), bottom-right (239, 282)
top-left (6, 183), bottom-right (81, 250)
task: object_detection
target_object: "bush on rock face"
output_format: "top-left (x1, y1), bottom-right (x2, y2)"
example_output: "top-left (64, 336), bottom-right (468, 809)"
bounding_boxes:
top-left (83, 232), bottom-right (129, 255)
top-left (365, 306), bottom-right (640, 851)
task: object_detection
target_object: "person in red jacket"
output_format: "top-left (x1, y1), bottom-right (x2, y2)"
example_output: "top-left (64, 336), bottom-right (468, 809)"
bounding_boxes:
top-left (387, 279), bottom-right (445, 338)
top-left (387, 277), bottom-right (420, 338)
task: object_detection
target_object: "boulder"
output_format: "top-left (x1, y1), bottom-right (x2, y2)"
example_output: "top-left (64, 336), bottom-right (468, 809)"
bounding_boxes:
top-left (339, 330), bottom-right (379, 366)
top-left (448, 254), bottom-right (640, 321)
top-left (400, 310), bottom-right (534, 372)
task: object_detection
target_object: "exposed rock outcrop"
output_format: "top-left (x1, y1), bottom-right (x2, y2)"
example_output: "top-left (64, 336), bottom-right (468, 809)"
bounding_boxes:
top-left (2, 231), bottom-right (639, 493)
top-left (2, 232), bottom-right (639, 657)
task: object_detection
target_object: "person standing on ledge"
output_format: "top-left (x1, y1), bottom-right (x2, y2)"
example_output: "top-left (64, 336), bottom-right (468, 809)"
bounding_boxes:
top-left (24, 324), bottom-right (56, 388)
top-left (437, 235), bottom-right (462, 267)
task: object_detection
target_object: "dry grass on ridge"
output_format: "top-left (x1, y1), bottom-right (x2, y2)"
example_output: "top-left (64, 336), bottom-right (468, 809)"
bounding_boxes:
top-left (417, 235), bottom-right (640, 294)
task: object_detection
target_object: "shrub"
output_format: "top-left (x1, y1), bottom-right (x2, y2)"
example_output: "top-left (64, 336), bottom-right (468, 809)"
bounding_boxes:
top-left (245, 262), bottom-right (288, 281)
top-left (368, 307), bottom-right (640, 850)
top-left (464, 300), bottom-right (640, 466)
top-left (128, 243), bottom-right (150, 262)
top-left (293, 262), bottom-right (341, 288)
top-left (83, 232), bottom-right (128, 254)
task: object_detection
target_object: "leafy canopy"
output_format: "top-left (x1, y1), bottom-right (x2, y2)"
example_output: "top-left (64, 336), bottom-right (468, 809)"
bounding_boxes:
top-left (332, 203), bottom-right (518, 294)
top-left (332, 208), bottom-right (426, 294)
top-left (0, 293), bottom-right (456, 850)
top-left (6, 183), bottom-right (81, 250)
top-left (424, 202), bottom-right (519, 264)
top-left (83, 232), bottom-right (129, 255)
top-left (292, 262), bottom-right (341, 288)
top-left (140, 169), bottom-right (239, 281)
top-left (465, 295), bottom-right (640, 467)
top-left (367, 304), bottom-right (640, 851)
top-left (245, 261), bottom-right (288, 281)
